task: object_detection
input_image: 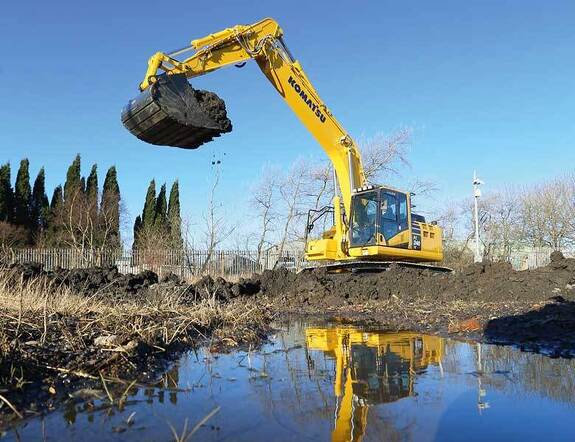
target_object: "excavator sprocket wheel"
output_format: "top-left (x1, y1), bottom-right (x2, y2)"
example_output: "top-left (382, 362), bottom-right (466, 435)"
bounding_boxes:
top-left (121, 74), bottom-right (232, 149)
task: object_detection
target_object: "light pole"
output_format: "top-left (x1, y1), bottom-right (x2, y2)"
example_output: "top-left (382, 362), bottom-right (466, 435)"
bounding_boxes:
top-left (473, 171), bottom-right (484, 263)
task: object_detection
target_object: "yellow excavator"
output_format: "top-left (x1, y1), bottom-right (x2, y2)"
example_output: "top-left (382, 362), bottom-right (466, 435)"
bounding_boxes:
top-left (306, 327), bottom-right (444, 441)
top-left (122, 18), bottom-right (445, 271)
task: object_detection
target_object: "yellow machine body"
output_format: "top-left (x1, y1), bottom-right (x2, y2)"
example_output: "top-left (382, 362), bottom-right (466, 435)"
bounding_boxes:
top-left (130, 18), bottom-right (443, 266)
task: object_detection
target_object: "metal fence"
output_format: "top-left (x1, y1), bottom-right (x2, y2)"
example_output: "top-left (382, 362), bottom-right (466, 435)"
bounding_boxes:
top-left (509, 247), bottom-right (574, 270)
top-left (4, 246), bottom-right (569, 277)
top-left (0, 248), bottom-right (305, 280)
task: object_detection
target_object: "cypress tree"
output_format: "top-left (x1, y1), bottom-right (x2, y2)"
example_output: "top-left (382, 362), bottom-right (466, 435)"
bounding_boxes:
top-left (64, 154), bottom-right (82, 203)
top-left (0, 163), bottom-right (13, 223)
top-left (86, 164), bottom-right (99, 237)
top-left (31, 168), bottom-right (49, 232)
top-left (154, 183), bottom-right (168, 232)
top-left (86, 164), bottom-right (98, 212)
top-left (142, 180), bottom-right (156, 230)
top-left (101, 166), bottom-right (121, 249)
top-left (50, 185), bottom-right (63, 211)
top-left (167, 181), bottom-right (183, 248)
top-left (46, 185), bottom-right (64, 246)
top-left (133, 215), bottom-right (142, 250)
top-left (14, 159), bottom-right (31, 228)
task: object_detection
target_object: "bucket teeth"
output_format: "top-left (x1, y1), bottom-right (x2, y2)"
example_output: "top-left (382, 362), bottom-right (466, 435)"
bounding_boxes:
top-left (121, 74), bottom-right (232, 149)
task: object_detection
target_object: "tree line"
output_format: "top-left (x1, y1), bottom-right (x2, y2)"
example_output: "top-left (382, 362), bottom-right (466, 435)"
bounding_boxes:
top-left (0, 153), bottom-right (184, 253)
top-left (0, 155), bottom-right (121, 250)
top-left (438, 174), bottom-right (575, 267)
top-left (132, 179), bottom-right (183, 250)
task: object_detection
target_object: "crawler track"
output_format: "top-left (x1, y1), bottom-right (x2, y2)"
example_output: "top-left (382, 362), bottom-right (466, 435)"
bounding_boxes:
top-left (300, 260), bottom-right (453, 273)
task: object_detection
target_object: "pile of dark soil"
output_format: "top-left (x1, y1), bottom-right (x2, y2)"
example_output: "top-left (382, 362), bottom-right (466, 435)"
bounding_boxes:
top-left (253, 252), bottom-right (575, 308)
top-left (6, 263), bottom-right (159, 295)
top-left (5, 264), bottom-right (262, 302)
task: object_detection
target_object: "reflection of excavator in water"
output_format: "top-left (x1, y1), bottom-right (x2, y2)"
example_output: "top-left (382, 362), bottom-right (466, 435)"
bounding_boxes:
top-left (306, 327), bottom-right (444, 441)
top-left (122, 18), bottom-right (448, 271)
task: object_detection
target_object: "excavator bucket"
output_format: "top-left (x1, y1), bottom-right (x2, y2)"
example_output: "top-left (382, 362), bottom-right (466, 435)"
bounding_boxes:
top-left (121, 74), bottom-right (232, 149)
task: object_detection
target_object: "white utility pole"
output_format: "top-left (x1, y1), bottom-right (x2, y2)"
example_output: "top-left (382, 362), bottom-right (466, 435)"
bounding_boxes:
top-left (473, 171), bottom-right (484, 263)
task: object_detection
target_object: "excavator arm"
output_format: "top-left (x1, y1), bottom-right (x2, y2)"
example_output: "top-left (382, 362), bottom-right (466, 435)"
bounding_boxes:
top-left (129, 18), bottom-right (365, 221)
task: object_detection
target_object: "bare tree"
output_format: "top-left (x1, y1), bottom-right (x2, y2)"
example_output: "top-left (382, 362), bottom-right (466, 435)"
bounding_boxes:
top-left (435, 174), bottom-right (575, 268)
top-left (201, 164), bottom-right (236, 273)
top-left (520, 175), bottom-right (575, 250)
top-left (434, 201), bottom-right (474, 269)
top-left (476, 189), bottom-right (522, 261)
top-left (406, 178), bottom-right (439, 199)
top-left (306, 162), bottom-right (333, 210)
top-left (275, 160), bottom-right (310, 265)
top-left (250, 166), bottom-right (280, 263)
top-left (438, 190), bottom-right (522, 265)
top-left (359, 128), bottom-right (412, 182)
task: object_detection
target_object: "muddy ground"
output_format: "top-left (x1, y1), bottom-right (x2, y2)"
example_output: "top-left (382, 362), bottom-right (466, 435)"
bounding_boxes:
top-left (1, 251), bottom-right (574, 425)
top-left (252, 251), bottom-right (575, 356)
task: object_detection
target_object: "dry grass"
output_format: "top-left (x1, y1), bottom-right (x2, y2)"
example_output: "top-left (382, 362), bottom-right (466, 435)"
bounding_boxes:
top-left (0, 267), bottom-right (271, 369)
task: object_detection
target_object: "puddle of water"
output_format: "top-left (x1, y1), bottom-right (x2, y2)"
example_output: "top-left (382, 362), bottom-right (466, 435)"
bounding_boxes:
top-left (5, 320), bottom-right (575, 441)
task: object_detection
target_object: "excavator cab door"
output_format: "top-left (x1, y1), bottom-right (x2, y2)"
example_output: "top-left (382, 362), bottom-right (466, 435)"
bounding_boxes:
top-left (379, 190), bottom-right (410, 247)
top-left (349, 191), bottom-right (378, 247)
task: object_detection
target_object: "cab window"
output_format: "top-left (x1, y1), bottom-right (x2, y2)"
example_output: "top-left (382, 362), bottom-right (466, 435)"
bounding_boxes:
top-left (381, 193), bottom-right (397, 221)
top-left (398, 193), bottom-right (408, 231)
top-left (351, 192), bottom-right (378, 246)
top-left (380, 192), bottom-right (398, 240)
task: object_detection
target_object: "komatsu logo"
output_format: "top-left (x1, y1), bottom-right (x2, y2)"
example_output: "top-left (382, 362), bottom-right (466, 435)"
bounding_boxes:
top-left (288, 76), bottom-right (326, 123)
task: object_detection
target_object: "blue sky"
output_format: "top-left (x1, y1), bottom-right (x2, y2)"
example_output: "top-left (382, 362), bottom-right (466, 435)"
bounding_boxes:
top-left (1, 1), bottom-right (574, 240)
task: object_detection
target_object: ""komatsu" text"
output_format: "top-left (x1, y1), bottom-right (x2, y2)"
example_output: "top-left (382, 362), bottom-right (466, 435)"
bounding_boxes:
top-left (288, 76), bottom-right (326, 123)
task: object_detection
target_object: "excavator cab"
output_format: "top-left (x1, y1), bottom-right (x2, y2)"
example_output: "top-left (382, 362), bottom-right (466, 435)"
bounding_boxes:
top-left (306, 185), bottom-right (443, 266)
top-left (349, 187), bottom-right (410, 249)
top-left (347, 186), bottom-right (442, 262)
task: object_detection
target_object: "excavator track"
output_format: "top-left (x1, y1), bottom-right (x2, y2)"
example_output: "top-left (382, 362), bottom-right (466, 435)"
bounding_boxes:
top-left (121, 74), bottom-right (232, 149)
top-left (299, 261), bottom-right (452, 273)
